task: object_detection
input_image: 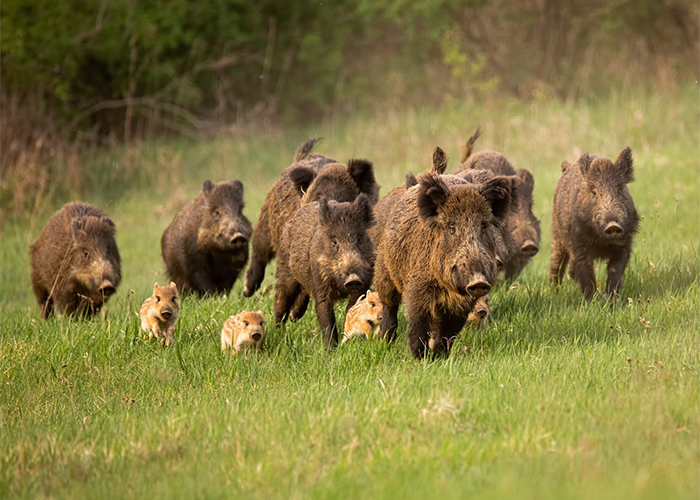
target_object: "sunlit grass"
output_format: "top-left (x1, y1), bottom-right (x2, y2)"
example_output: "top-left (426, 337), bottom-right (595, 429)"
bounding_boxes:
top-left (1, 86), bottom-right (698, 499)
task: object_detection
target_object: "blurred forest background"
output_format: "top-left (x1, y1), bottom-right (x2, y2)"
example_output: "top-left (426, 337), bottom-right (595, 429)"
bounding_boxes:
top-left (1, 0), bottom-right (698, 215)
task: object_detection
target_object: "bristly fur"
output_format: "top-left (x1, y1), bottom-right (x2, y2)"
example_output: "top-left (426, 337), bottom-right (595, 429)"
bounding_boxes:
top-left (375, 169), bottom-right (512, 359)
top-left (550, 147), bottom-right (639, 300)
top-left (243, 140), bottom-right (379, 297)
top-left (405, 172), bottom-right (418, 189)
top-left (460, 126), bottom-right (482, 164)
top-left (294, 137), bottom-right (322, 162)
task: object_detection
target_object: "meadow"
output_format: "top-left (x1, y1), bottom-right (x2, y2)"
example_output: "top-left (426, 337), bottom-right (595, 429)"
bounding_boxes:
top-left (1, 85), bottom-right (698, 499)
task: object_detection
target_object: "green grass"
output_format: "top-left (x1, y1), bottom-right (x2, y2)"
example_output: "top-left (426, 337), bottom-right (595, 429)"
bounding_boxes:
top-left (1, 85), bottom-right (699, 499)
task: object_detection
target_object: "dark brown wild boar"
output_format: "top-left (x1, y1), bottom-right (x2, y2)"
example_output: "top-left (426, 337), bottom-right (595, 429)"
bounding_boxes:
top-left (161, 179), bottom-right (252, 296)
top-left (375, 150), bottom-right (513, 358)
top-left (30, 202), bottom-right (121, 318)
top-left (369, 148), bottom-right (447, 247)
top-left (274, 194), bottom-right (375, 347)
top-left (550, 148), bottom-right (639, 299)
top-left (458, 131), bottom-right (541, 280)
top-left (243, 138), bottom-right (378, 297)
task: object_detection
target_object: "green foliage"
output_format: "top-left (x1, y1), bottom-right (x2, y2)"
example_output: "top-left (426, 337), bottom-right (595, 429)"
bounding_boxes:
top-left (1, 88), bottom-right (698, 498)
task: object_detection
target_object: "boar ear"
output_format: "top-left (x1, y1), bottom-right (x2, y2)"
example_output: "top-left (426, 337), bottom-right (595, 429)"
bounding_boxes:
top-left (460, 126), bottom-right (481, 164)
top-left (318, 196), bottom-right (331, 224)
top-left (354, 193), bottom-right (375, 227)
top-left (517, 169), bottom-right (535, 194)
top-left (230, 179), bottom-right (244, 197)
top-left (202, 180), bottom-right (214, 194)
top-left (417, 173), bottom-right (448, 226)
top-left (430, 147), bottom-right (448, 174)
top-left (405, 172), bottom-right (418, 189)
top-left (289, 166), bottom-right (316, 195)
top-left (70, 218), bottom-right (85, 239)
top-left (479, 175), bottom-right (512, 221)
top-left (615, 147), bottom-right (634, 183)
top-left (578, 153), bottom-right (594, 177)
top-left (294, 137), bottom-right (322, 162)
top-left (347, 159), bottom-right (378, 200)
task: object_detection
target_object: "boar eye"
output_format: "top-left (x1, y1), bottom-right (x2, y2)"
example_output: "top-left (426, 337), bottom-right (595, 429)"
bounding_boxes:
top-left (213, 209), bottom-right (221, 218)
top-left (332, 239), bottom-right (338, 248)
top-left (481, 221), bottom-right (488, 232)
top-left (156, 296), bottom-right (161, 302)
top-left (370, 301), bottom-right (376, 307)
top-left (591, 188), bottom-right (597, 197)
top-left (244, 320), bottom-right (249, 326)
top-left (447, 223), bottom-right (457, 234)
top-left (172, 297), bottom-right (178, 303)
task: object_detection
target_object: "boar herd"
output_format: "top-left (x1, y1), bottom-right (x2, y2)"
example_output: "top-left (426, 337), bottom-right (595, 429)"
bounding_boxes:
top-left (29, 130), bottom-right (639, 358)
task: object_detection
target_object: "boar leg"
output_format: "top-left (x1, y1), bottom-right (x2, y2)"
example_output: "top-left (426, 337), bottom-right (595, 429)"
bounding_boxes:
top-left (549, 240), bottom-right (570, 285)
top-left (605, 250), bottom-right (630, 299)
top-left (244, 219), bottom-right (273, 297)
top-left (504, 259), bottom-right (524, 282)
top-left (571, 252), bottom-right (596, 300)
top-left (274, 277), bottom-right (300, 326)
top-left (315, 298), bottom-right (338, 347)
top-left (406, 312), bottom-right (431, 359)
top-left (289, 292), bottom-right (310, 321)
top-left (345, 289), bottom-right (365, 316)
top-left (438, 313), bottom-right (467, 355)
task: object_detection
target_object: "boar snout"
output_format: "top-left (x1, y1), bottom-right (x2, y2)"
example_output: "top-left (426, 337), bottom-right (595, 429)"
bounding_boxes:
top-left (475, 305), bottom-right (488, 319)
top-left (344, 273), bottom-right (363, 292)
top-left (520, 240), bottom-right (539, 257)
top-left (98, 279), bottom-right (116, 298)
top-left (230, 232), bottom-right (248, 247)
top-left (161, 308), bottom-right (173, 320)
top-left (466, 274), bottom-right (491, 298)
top-left (251, 332), bottom-right (262, 341)
top-left (603, 221), bottom-right (624, 238)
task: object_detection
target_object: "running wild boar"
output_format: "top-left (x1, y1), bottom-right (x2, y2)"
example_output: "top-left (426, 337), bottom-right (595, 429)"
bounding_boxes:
top-left (274, 194), bottom-right (375, 347)
top-left (244, 138), bottom-right (378, 297)
top-left (161, 179), bottom-right (252, 296)
top-left (550, 148), bottom-right (639, 299)
top-left (30, 202), bottom-right (121, 318)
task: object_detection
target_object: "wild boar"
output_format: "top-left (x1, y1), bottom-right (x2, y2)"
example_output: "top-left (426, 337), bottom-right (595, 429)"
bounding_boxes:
top-left (161, 179), bottom-right (252, 296)
top-left (458, 132), bottom-right (541, 279)
top-left (221, 310), bottom-right (265, 352)
top-left (140, 282), bottom-right (179, 346)
top-left (550, 148), bottom-right (639, 299)
top-left (375, 153), bottom-right (513, 358)
top-left (274, 194), bottom-right (375, 347)
top-left (342, 290), bottom-right (384, 344)
top-left (30, 202), bottom-right (121, 318)
top-left (244, 138), bottom-right (379, 297)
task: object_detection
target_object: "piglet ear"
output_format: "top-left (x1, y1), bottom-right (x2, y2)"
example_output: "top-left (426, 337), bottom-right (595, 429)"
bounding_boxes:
top-left (289, 166), bottom-right (316, 195)
top-left (202, 180), bottom-right (214, 194)
top-left (430, 146), bottom-right (448, 174)
top-left (153, 282), bottom-right (159, 294)
top-left (578, 153), bottom-right (594, 177)
top-left (615, 146), bottom-right (634, 183)
top-left (354, 193), bottom-right (375, 227)
top-left (405, 172), bottom-right (418, 189)
top-left (479, 175), bottom-right (513, 221)
top-left (318, 196), bottom-right (331, 225)
top-left (170, 281), bottom-right (178, 291)
top-left (417, 173), bottom-right (448, 226)
top-left (347, 159), bottom-right (378, 202)
top-left (561, 160), bottom-right (572, 172)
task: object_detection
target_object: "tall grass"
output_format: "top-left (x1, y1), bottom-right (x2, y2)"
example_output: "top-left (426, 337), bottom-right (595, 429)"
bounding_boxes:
top-left (1, 85), bottom-right (698, 499)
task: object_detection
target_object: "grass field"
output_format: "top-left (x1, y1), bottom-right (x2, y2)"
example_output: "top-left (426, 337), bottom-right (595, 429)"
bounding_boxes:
top-left (1, 85), bottom-right (698, 499)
